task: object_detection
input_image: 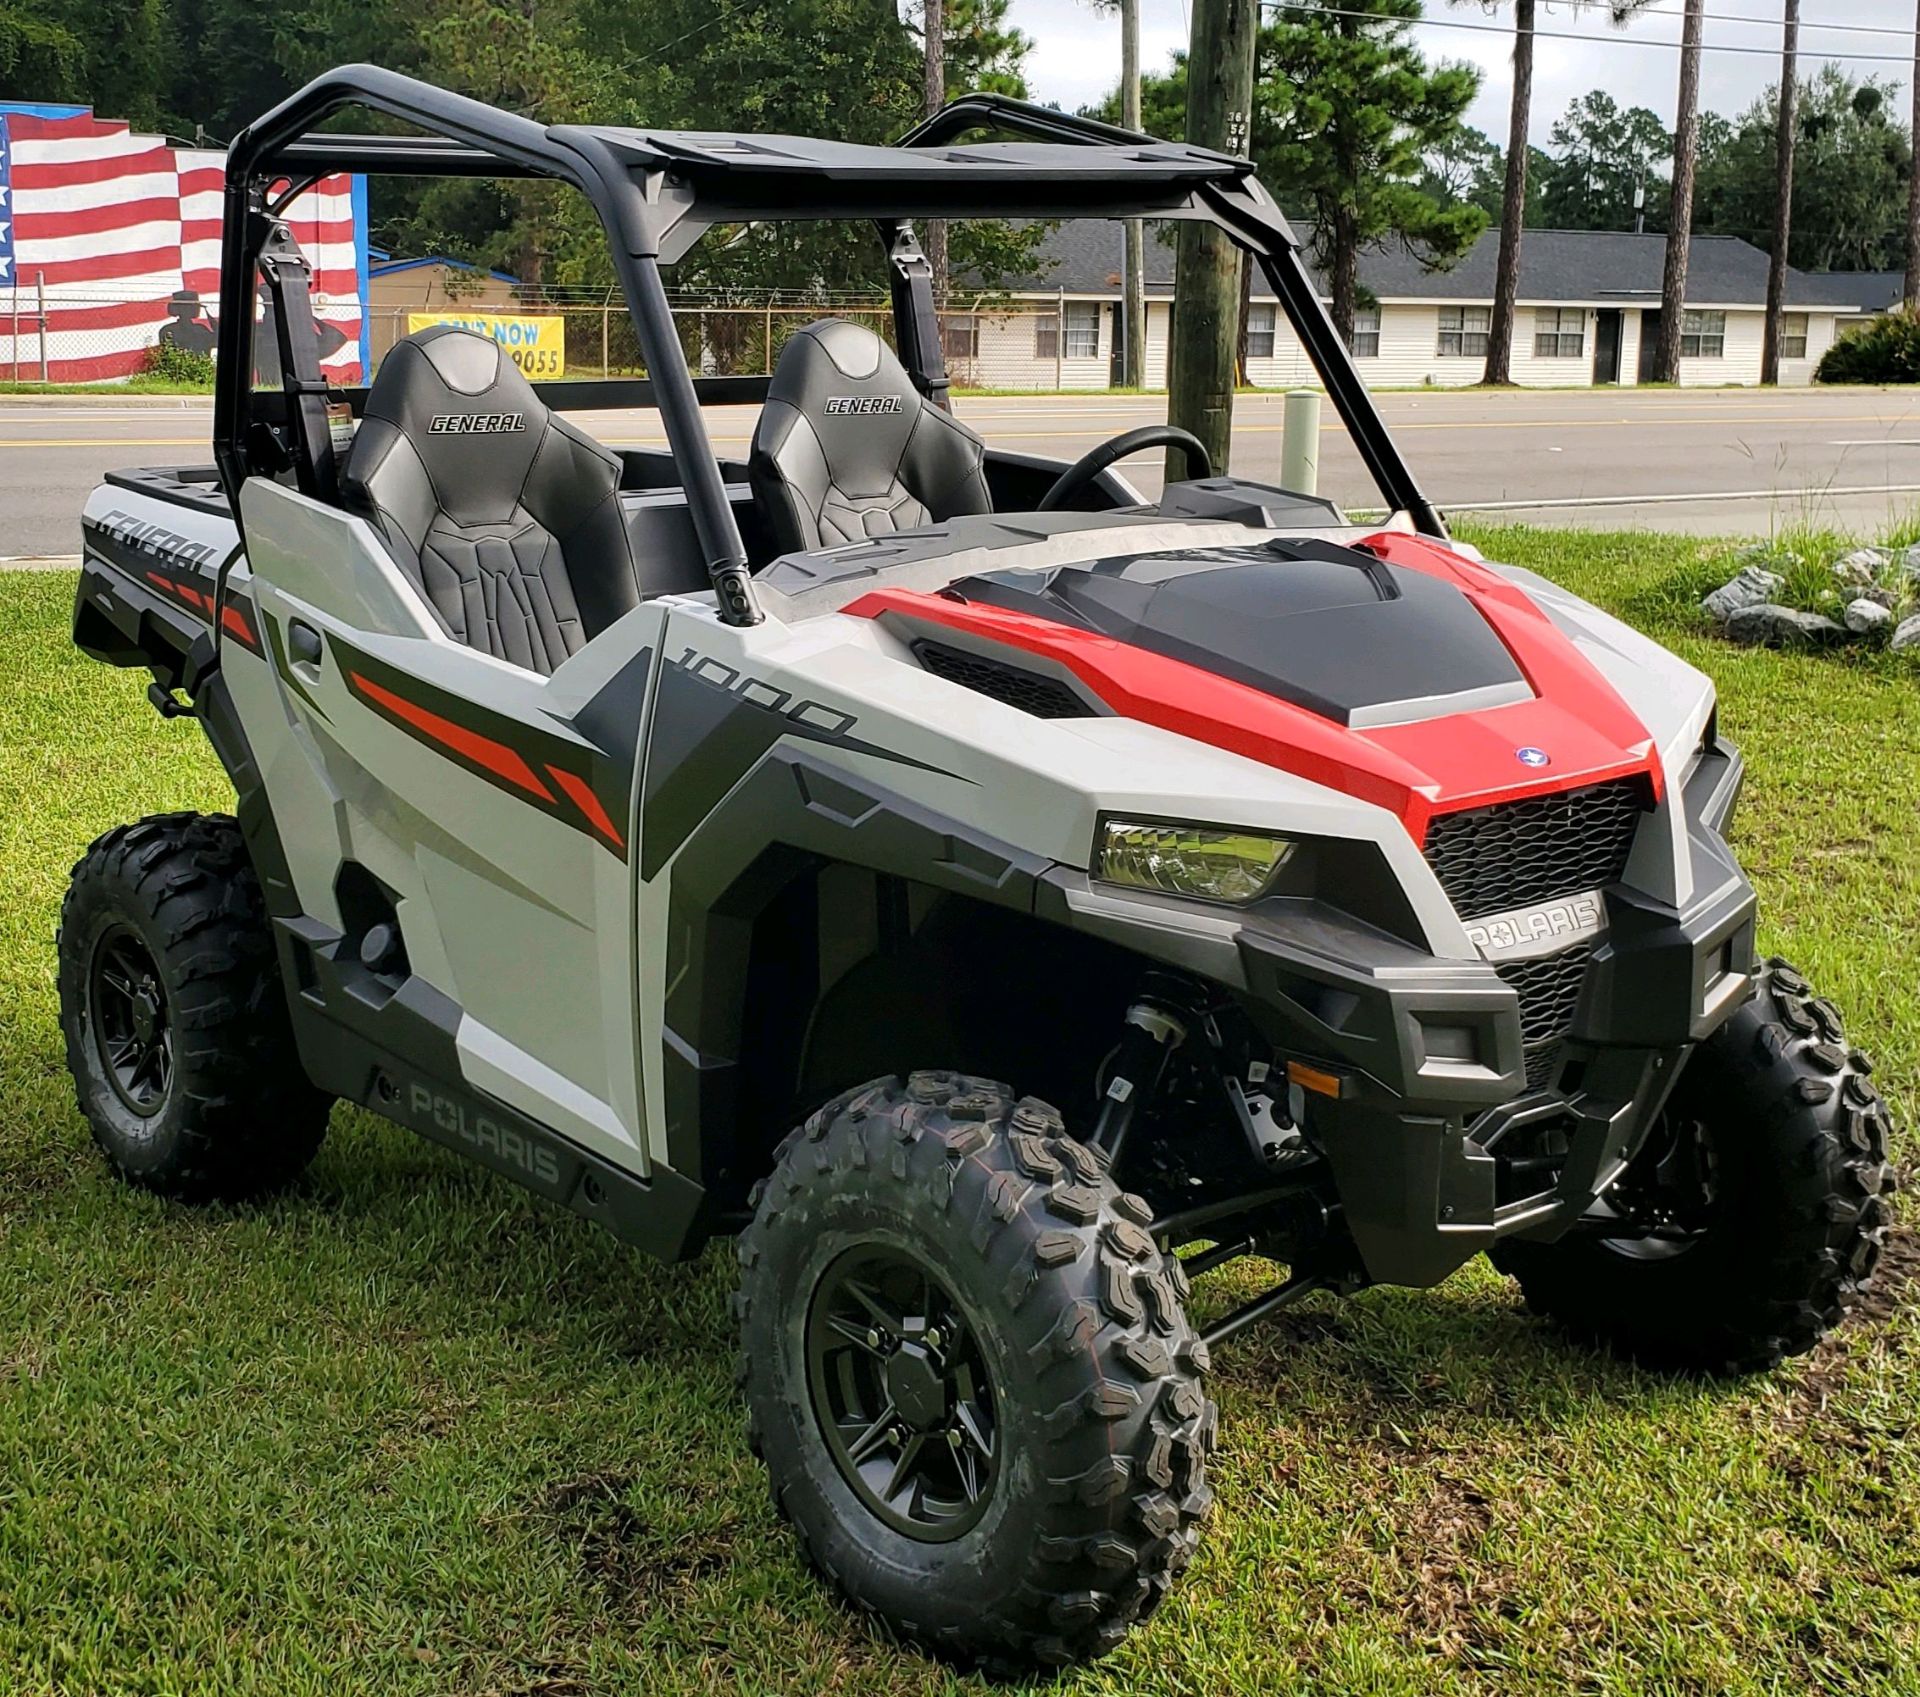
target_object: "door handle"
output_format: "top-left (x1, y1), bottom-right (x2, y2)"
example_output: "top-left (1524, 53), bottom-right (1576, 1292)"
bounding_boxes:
top-left (288, 620), bottom-right (324, 669)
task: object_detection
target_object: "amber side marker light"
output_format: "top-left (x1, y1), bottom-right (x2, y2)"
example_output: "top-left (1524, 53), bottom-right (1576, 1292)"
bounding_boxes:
top-left (1286, 1059), bottom-right (1346, 1100)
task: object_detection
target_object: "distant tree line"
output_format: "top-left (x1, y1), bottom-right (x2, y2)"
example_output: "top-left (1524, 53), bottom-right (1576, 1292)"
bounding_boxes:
top-left (0, 0), bottom-right (1045, 295)
top-left (4, 0), bottom-right (1910, 340)
top-left (1419, 66), bottom-right (1913, 276)
top-left (1092, 33), bottom-right (1912, 284)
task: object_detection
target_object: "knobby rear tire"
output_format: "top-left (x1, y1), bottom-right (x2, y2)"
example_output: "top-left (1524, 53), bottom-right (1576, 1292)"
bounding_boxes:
top-left (56, 811), bottom-right (331, 1201)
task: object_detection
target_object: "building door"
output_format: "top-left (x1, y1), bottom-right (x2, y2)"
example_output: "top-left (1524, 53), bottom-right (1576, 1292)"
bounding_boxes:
top-left (1638, 310), bottom-right (1662, 383)
top-left (1593, 309), bottom-right (1623, 384)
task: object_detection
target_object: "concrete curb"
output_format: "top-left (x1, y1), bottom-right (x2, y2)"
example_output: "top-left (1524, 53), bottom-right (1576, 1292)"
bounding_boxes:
top-left (0, 555), bottom-right (81, 572)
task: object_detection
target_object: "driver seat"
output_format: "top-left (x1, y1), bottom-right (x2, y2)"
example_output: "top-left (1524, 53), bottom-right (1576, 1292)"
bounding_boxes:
top-left (749, 318), bottom-right (992, 554)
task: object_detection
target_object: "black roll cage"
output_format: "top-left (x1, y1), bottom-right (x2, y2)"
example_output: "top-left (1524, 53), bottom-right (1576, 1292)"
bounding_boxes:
top-left (215, 65), bottom-right (1445, 631)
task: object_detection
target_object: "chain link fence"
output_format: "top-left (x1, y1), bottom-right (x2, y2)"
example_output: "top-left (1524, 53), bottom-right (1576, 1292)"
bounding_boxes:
top-left (365, 301), bottom-right (1125, 391)
top-left (2, 285), bottom-right (1133, 393)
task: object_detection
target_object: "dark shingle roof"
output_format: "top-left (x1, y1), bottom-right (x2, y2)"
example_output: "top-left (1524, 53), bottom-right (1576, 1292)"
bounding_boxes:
top-left (1793, 271), bottom-right (1902, 313)
top-left (984, 221), bottom-right (1888, 312)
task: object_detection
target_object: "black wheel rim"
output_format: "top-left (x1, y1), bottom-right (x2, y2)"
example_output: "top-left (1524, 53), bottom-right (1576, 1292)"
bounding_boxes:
top-left (1597, 1105), bottom-right (1718, 1262)
top-left (89, 923), bottom-right (173, 1117)
top-left (805, 1243), bottom-right (999, 1542)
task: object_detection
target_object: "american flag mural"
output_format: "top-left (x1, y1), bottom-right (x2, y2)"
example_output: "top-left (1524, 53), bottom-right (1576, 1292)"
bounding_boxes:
top-left (0, 103), bottom-right (367, 385)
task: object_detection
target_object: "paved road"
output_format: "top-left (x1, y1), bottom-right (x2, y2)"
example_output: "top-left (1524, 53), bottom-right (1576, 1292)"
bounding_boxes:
top-left (9, 385), bottom-right (1920, 557)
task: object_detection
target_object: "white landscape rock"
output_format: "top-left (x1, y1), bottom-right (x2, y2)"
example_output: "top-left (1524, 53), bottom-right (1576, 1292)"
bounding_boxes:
top-left (1893, 614), bottom-right (1920, 654)
top-left (1702, 565), bottom-right (1785, 621)
top-left (1831, 547), bottom-right (1889, 587)
top-left (1844, 597), bottom-right (1894, 634)
top-left (1901, 544), bottom-right (1920, 581)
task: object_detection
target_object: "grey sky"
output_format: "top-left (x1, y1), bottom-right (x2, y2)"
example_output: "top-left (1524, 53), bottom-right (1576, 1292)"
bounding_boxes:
top-left (1005, 2), bottom-right (1917, 144)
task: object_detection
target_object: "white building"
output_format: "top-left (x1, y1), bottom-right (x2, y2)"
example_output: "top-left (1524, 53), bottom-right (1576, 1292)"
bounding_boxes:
top-left (944, 224), bottom-right (1879, 392)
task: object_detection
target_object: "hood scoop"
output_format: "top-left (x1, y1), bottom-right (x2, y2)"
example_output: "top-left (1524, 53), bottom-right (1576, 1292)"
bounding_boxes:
top-left (948, 538), bottom-right (1533, 728)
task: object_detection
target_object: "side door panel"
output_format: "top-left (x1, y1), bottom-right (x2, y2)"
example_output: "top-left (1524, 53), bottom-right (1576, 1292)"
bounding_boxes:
top-left (233, 479), bottom-right (659, 1166)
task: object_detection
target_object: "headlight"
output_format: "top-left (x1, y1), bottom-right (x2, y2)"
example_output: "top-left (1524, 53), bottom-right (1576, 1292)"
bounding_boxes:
top-left (1096, 819), bottom-right (1297, 904)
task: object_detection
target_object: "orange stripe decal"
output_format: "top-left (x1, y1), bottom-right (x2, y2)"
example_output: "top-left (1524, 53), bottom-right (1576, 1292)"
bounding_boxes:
top-left (545, 764), bottom-right (626, 851)
top-left (348, 671), bottom-right (555, 801)
top-left (219, 602), bottom-right (259, 648)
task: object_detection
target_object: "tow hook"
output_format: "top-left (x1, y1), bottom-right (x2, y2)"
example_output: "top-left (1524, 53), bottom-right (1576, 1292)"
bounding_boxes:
top-left (146, 680), bottom-right (196, 720)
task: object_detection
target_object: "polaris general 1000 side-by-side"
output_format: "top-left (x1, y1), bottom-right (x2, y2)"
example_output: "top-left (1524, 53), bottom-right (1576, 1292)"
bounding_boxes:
top-left (62, 67), bottom-right (1895, 1669)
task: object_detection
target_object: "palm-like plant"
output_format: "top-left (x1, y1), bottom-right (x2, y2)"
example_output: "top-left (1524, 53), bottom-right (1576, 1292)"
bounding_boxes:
top-left (1451, 1), bottom-right (1657, 385)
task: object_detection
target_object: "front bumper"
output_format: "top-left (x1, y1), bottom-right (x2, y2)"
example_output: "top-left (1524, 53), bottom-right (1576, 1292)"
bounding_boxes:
top-left (1046, 743), bottom-right (1759, 1288)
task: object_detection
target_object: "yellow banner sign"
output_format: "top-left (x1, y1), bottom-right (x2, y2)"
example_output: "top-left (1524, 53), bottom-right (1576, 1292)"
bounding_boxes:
top-left (406, 311), bottom-right (565, 378)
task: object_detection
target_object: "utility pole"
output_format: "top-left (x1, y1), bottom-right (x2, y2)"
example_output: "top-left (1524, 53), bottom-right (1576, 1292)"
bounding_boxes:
top-left (1482, 0), bottom-right (1534, 387)
top-left (924, 0), bottom-right (948, 306)
top-left (1761, 0), bottom-right (1799, 386)
top-left (1652, 0), bottom-right (1704, 385)
top-left (1907, 0), bottom-right (1920, 310)
top-left (1121, 0), bottom-right (1146, 388)
top-left (1166, 0), bottom-right (1257, 482)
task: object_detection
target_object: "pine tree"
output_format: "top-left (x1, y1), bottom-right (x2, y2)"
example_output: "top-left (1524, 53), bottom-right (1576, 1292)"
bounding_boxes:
top-left (1260, 0), bottom-right (1485, 347)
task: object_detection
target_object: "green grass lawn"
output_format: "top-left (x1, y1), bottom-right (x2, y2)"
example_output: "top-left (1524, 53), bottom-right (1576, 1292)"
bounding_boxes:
top-left (0, 376), bottom-right (215, 398)
top-left (2, 529), bottom-right (1916, 1696)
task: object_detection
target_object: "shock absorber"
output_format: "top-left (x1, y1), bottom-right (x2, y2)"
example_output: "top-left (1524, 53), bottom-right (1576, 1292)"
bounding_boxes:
top-left (1091, 979), bottom-right (1195, 1168)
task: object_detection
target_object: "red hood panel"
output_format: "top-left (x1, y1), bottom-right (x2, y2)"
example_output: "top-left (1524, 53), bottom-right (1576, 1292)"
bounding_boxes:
top-left (846, 529), bottom-right (1661, 842)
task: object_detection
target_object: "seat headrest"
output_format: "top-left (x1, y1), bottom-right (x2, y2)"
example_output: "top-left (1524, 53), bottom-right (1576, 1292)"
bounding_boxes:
top-left (347, 324), bottom-right (556, 527)
top-left (764, 319), bottom-right (927, 479)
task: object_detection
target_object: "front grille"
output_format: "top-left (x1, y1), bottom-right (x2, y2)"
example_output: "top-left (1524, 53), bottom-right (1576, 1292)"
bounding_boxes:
top-left (1422, 778), bottom-right (1647, 922)
top-left (1497, 943), bottom-right (1595, 1091)
top-left (914, 641), bottom-right (1092, 719)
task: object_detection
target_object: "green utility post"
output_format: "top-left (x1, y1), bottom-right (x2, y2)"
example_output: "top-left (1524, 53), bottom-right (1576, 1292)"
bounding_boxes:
top-left (1166, 0), bottom-right (1257, 484)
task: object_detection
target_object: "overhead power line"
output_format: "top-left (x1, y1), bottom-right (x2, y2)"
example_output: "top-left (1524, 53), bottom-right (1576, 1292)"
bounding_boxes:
top-left (1259, 1), bottom-right (1920, 67)
top-left (1561, 5), bottom-right (1912, 40)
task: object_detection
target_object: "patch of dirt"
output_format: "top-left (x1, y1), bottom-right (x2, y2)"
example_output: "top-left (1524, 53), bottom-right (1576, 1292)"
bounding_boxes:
top-left (1852, 1213), bottom-right (1918, 1330)
top-left (1316, 1465), bottom-right (1525, 1668)
top-left (1780, 1213), bottom-right (1916, 1422)
top-left (539, 1473), bottom-right (742, 1609)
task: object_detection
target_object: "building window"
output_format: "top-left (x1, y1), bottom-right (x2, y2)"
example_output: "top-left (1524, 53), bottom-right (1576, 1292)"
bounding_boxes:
top-left (1680, 309), bottom-right (1726, 359)
top-left (1533, 307), bottom-right (1585, 358)
top-left (1780, 312), bottom-right (1808, 360)
top-left (1437, 305), bottom-right (1491, 357)
top-left (1350, 305), bottom-right (1380, 359)
top-left (1246, 301), bottom-right (1277, 359)
top-left (1064, 302), bottom-right (1100, 359)
top-left (1037, 303), bottom-right (1099, 360)
top-left (940, 315), bottom-right (980, 360)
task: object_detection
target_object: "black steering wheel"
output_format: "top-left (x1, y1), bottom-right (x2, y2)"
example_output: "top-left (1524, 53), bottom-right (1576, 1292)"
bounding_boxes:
top-left (1035, 424), bottom-right (1214, 513)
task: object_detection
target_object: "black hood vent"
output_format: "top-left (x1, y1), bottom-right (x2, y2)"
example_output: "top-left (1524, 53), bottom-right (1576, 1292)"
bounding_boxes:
top-left (914, 640), bottom-right (1094, 719)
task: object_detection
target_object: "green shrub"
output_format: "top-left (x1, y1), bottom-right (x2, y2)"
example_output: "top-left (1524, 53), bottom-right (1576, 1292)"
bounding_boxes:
top-left (144, 341), bottom-right (217, 387)
top-left (1816, 306), bottom-right (1920, 384)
